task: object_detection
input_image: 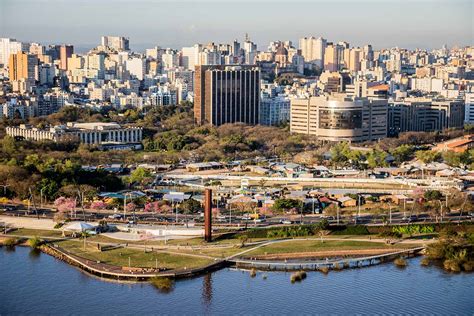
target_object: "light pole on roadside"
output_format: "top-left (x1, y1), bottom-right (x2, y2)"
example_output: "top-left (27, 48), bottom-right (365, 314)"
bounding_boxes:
top-left (0, 184), bottom-right (10, 196)
top-left (358, 194), bottom-right (361, 218)
top-left (123, 192), bottom-right (133, 221)
top-left (40, 188), bottom-right (44, 209)
top-left (389, 203), bottom-right (392, 224)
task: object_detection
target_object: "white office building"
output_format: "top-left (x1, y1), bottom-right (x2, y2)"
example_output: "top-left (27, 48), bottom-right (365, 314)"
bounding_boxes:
top-left (465, 93), bottom-right (474, 124)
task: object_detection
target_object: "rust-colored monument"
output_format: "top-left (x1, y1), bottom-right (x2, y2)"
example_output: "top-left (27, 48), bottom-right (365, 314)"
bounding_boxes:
top-left (204, 188), bottom-right (212, 242)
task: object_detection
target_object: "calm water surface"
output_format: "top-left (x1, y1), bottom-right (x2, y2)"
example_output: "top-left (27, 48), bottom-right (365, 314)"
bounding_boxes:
top-left (1, 247), bottom-right (473, 315)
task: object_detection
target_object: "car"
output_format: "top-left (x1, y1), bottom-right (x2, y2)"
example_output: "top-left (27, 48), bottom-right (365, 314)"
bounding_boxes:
top-left (108, 214), bottom-right (122, 220)
top-left (279, 219), bottom-right (293, 224)
top-left (408, 215), bottom-right (418, 222)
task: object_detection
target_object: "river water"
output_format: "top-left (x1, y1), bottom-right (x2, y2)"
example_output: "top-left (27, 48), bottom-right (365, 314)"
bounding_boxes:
top-left (1, 247), bottom-right (473, 315)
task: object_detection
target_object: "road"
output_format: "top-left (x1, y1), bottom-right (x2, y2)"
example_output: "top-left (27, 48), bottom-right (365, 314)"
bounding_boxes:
top-left (1, 203), bottom-right (472, 230)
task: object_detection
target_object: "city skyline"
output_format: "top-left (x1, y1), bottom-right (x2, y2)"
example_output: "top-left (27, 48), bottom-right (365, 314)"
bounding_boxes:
top-left (1, 0), bottom-right (472, 52)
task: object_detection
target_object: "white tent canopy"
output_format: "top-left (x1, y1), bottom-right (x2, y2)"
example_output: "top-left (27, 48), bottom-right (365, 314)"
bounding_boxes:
top-left (63, 222), bottom-right (96, 232)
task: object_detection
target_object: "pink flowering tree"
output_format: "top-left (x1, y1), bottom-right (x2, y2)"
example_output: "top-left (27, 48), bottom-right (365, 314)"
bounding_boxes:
top-left (212, 207), bottom-right (220, 217)
top-left (90, 200), bottom-right (107, 211)
top-left (144, 201), bottom-right (161, 213)
top-left (126, 202), bottom-right (136, 212)
top-left (54, 197), bottom-right (76, 212)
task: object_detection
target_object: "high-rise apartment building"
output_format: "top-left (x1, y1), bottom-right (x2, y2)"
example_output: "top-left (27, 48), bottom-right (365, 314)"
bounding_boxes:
top-left (348, 48), bottom-right (362, 72)
top-left (9, 52), bottom-right (38, 82)
top-left (324, 43), bottom-right (344, 72)
top-left (299, 36), bottom-right (326, 69)
top-left (290, 94), bottom-right (388, 142)
top-left (0, 38), bottom-right (27, 66)
top-left (194, 65), bottom-right (260, 126)
top-left (101, 36), bottom-right (130, 51)
top-left (59, 45), bottom-right (73, 70)
top-left (181, 44), bottom-right (202, 70)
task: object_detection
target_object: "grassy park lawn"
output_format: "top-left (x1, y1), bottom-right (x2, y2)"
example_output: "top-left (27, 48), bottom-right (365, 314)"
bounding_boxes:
top-left (7, 228), bottom-right (64, 238)
top-left (245, 240), bottom-right (414, 256)
top-left (178, 246), bottom-right (249, 258)
top-left (55, 240), bottom-right (215, 270)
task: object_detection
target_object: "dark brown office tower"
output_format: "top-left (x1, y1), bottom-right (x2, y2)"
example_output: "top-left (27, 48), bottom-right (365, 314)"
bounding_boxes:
top-left (194, 65), bottom-right (260, 126)
top-left (59, 45), bottom-right (73, 70)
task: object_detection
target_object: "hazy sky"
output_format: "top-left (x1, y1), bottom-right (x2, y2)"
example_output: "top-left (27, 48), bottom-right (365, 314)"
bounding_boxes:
top-left (1, 0), bottom-right (472, 52)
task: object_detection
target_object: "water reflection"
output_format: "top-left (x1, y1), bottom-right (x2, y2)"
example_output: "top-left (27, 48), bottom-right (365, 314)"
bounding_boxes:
top-left (201, 273), bottom-right (213, 305)
top-left (28, 248), bottom-right (41, 260)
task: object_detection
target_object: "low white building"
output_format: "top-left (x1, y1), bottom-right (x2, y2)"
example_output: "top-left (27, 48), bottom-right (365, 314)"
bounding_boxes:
top-left (6, 122), bottom-right (143, 144)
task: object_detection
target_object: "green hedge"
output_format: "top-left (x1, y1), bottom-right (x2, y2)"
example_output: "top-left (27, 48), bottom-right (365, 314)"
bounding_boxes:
top-left (331, 225), bottom-right (370, 235)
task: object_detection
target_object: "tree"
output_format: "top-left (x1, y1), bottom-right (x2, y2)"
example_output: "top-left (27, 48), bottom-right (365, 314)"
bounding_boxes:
top-left (127, 167), bottom-right (153, 186)
top-left (54, 197), bottom-right (76, 213)
top-left (144, 201), bottom-right (158, 213)
top-left (415, 150), bottom-right (441, 163)
top-left (272, 199), bottom-right (303, 213)
top-left (90, 200), bottom-right (107, 211)
top-left (391, 144), bottom-right (415, 165)
top-left (424, 190), bottom-right (443, 201)
top-left (179, 198), bottom-right (202, 227)
top-left (442, 151), bottom-right (462, 167)
top-left (367, 149), bottom-right (388, 169)
top-left (1, 136), bottom-right (17, 156)
top-left (37, 178), bottom-right (60, 201)
top-left (330, 142), bottom-right (351, 167)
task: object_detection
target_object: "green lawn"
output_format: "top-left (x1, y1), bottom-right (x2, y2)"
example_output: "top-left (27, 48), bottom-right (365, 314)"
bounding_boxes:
top-left (7, 228), bottom-right (64, 238)
top-left (55, 240), bottom-right (214, 270)
top-left (246, 240), bottom-right (413, 256)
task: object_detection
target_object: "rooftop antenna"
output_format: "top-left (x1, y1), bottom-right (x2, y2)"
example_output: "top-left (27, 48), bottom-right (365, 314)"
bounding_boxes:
top-left (245, 33), bottom-right (249, 42)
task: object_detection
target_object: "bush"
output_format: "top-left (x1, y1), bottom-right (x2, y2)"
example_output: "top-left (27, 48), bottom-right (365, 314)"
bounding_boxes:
top-left (393, 225), bottom-right (435, 236)
top-left (394, 257), bottom-right (407, 267)
top-left (426, 242), bottom-right (447, 260)
top-left (2, 237), bottom-right (18, 247)
top-left (333, 262), bottom-right (342, 270)
top-left (250, 268), bottom-right (257, 278)
top-left (420, 257), bottom-right (431, 266)
top-left (54, 223), bottom-right (64, 229)
top-left (331, 225), bottom-right (370, 236)
top-left (27, 236), bottom-right (43, 249)
top-left (462, 261), bottom-right (474, 272)
top-left (267, 226), bottom-right (315, 238)
top-left (378, 231), bottom-right (402, 239)
top-left (290, 271), bottom-right (307, 283)
top-left (444, 259), bottom-right (461, 272)
top-left (150, 277), bottom-right (174, 293)
top-left (319, 266), bottom-right (329, 274)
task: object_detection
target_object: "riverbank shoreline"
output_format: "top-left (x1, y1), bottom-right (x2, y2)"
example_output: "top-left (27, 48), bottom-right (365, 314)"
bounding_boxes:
top-left (0, 234), bottom-right (426, 281)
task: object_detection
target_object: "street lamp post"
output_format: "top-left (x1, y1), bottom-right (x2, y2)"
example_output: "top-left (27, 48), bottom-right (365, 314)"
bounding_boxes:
top-left (358, 194), bottom-right (361, 218)
top-left (389, 203), bottom-right (392, 224)
top-left (123, 194), bottom-right (127, 220)
top-left (40, 188), bottom-right (44, 209)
